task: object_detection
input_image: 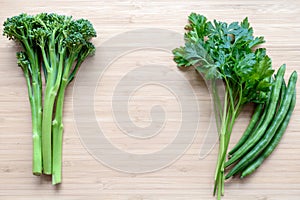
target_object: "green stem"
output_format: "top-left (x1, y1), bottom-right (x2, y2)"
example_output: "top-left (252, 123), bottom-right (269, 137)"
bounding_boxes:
top-left (25, 71), bottom-right (42, 175)
top-left (41, 40), bottom-right (65, 175)
top-left (21, 39), bottom-right (35, 65)
top-left (67, 58), bottom-right (84, 84)
top-left (25, 51), bottom-right (43, 176)
top-left (221, 163), bottom-right (224, 196)
top-left (52, 81), bottom-right (67, 184)
top-left (211, 80), bottom-right (223, 134)
top-left (42, 84), bottom-right (56, 174)
top-left (31, 97), bottom-right (42, 175)
top-left (214, 80), bottom-right (243, 198)
top-left (224, 84), bottom-right (243, 151)
top-left (33, 68), bottom-right (43, 175)
top-left (52, 54), bottom-right (76, 184)
top-left (214, 90), bottom-right (228, 197)
top-left (218, 173), bottom-right (222, 200)
top-left (40, 46), bottom-right (51, 73)
top-left (214, 90), bottom-right (227, 176)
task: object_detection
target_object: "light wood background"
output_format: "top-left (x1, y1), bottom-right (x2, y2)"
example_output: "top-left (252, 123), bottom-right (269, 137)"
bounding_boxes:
top-left (0, 0), bottom-right (300, 199)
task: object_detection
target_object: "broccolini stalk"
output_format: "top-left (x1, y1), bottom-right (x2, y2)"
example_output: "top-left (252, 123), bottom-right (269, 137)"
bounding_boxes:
top-left (35, 14), bottom-right (72, 175)
top-left (3, 13), bottom-right (96, 183)
top-left (52, 42), bottom-right (95, 184)
top-left (4, 15), bottom-right (43, 175)
top-left (35, 14), bottom-right (97, 180)
top-left (17, 52), bottom-right (43, 175)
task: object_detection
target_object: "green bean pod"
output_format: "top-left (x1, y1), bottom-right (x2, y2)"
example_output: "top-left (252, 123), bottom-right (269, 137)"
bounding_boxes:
top-left (228, 103), bottom-right (264, 156)
top-left (252, 77), bottom-right (274, 131)
top-left (241, 89), bottom-right (296, 178)
top-left (229, 77), bottom-right (273, 157)
top-left (279, 80), bottom-right (287, 107)
top-left (225, 65), bottom-right (286, 167)
top-left (225, 71), bottom-right (297, 179)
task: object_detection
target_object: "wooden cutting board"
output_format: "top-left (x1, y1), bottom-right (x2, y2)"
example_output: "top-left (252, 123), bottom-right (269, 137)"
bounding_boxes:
top-left (0, 0), bottom-right (299, 199)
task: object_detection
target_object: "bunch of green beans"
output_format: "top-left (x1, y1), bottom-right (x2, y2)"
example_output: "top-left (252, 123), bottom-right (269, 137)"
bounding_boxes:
top-left (225, 65), bottom-right (297, 179)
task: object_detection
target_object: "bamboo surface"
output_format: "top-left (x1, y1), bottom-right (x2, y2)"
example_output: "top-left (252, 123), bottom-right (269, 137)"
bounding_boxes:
top-left (0, 0), bottom-right (300, 199)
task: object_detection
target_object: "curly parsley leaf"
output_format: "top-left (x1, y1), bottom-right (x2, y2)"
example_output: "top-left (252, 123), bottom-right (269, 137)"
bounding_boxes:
top-left (172, 13), bottom-right (274, 104)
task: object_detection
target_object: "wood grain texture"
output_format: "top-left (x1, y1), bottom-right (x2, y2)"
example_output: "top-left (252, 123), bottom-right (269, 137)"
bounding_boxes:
top-left (0, 0), bottom-right (300, 199)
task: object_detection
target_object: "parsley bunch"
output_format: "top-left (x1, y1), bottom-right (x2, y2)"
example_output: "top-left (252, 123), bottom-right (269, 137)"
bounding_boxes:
top-left (173, 13), bottom-right (274, 199)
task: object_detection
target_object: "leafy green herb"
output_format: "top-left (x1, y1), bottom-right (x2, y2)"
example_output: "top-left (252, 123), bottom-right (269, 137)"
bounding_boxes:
top-left (173, 13), bottom-right (274, 199)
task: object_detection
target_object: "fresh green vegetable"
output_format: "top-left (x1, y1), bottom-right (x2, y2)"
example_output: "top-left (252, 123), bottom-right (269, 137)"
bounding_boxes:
top-left (52, 42), bottom-right (95, 184)
top-left (16, 51), bottom-right (42, 175)
top-left (229, 77), bottom-right (273, 157)
top-left (173, 13), bottom-right (274, 199)
top-left (228, 103), bottom-right (264, 156)
top-left (225, 71), bottom-right (297, 179)
top-left (241, 89), bottom-right (296, 178)
top-left (225, 65), bottom-right (285, 168)
top-left (4, 14), bottom-right (44, 175)
top-left (3, 13), bottom-right (96, 184)
top-left (249, 78), bottom-right (273, 133)
top-left (279, 80), bottom-right (287, 107)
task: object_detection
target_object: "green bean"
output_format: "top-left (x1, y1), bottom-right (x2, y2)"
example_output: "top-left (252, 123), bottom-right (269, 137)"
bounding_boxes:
top-left (241, 89), bottom-right (296, 178)
top-left (225, 65), bottom-right (286, 167)
top-left (229, 77), bottom-right (273, 158)
top-left (240, 77), bottom-right (275, 146)
top-left (225, 71), bottom-right (297, 179)
top-left (228, 103), bottom-right (264, 156)
top-left (253, 80), bottom-right (286, 140)
top-left (279, 80), bottom-right (287, 108)
top-left (252, 77), bottom-right (274, 130)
